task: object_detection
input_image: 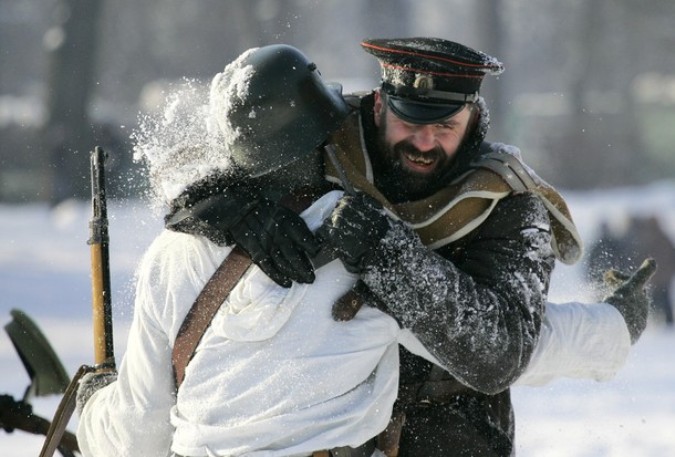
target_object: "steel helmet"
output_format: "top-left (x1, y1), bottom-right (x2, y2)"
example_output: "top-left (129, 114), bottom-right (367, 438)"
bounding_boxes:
top-left (210, 44), bottom-right (349, 177)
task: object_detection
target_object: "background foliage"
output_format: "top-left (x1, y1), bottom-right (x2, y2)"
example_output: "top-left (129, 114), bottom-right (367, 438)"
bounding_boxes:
top-left (2, 0), bottom-right (675, 202)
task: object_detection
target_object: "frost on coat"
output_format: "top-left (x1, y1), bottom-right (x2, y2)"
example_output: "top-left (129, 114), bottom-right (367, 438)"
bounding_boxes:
top-left (363, 192), bottom-right (555, 394)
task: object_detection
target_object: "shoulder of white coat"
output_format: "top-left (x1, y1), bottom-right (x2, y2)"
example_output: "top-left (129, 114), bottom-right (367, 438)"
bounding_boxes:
top-left (134, 230), bottom-right (231, 332)
top-left (137, 229), bottom-right (228, 289)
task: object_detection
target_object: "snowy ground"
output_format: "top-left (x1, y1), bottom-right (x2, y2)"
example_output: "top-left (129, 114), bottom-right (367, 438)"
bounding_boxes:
top-left (1, 183), bottom-right (674, 456)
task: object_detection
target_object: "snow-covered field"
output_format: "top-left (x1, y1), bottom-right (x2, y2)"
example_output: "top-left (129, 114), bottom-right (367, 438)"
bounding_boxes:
top-left (1, 182), bottom-right (674, 456)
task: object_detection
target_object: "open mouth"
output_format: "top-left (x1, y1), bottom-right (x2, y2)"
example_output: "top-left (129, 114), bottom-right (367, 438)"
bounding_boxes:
top-left (403, 151), bottom-right (437, 172)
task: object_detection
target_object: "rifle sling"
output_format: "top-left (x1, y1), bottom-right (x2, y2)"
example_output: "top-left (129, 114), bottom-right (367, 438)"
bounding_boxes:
top-left (172, 190), bottom-right (319, 389)
top-left (172, 246), bottom-right (252, 388)
top-left (39, 364), bottom-right (94, 457)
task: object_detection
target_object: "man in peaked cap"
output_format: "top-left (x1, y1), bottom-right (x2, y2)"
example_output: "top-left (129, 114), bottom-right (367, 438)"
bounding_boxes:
top-left (312, 37), bottom-right (555, 456)
top-left (354, 37), bottom-right (506, 203)
top-left (145, 38), bottom-right (654, 457)
top-left (312, 37), bottom-right (653, 456)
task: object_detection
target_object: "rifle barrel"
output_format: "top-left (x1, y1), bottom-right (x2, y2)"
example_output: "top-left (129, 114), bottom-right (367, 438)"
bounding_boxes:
top-left (88, 146), bottom-right (114, 368)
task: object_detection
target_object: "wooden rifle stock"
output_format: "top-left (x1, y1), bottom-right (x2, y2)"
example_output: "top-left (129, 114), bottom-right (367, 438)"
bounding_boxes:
top-left (88, 146), bottom-right (115, 370)
top-left (39, 146), bottom-right (116, 457)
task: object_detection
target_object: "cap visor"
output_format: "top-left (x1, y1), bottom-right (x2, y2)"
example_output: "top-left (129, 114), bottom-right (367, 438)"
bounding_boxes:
top-left (388, 97), bottom-right (464, 124)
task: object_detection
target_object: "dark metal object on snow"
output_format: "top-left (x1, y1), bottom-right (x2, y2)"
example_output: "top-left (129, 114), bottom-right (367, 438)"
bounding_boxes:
top-left (4, 309), bottom-right (70, 401)
top-left (2, 309), bottom-right (79, 456)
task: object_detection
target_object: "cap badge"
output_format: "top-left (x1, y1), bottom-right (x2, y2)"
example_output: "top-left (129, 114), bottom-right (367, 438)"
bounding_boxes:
top-left (413, 74), bottom-right (434, 91)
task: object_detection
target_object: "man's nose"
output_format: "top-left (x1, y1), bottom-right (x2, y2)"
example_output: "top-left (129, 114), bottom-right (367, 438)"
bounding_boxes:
top-left (410, 125), bottom-right (437, 151)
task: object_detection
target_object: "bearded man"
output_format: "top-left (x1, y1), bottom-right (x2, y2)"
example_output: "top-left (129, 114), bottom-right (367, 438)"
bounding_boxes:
top-left (77, 40), bottom-right (654, 457)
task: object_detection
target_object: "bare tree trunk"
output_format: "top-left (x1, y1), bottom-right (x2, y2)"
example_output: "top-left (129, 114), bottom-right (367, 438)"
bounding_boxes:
top-left (476, 0), bottom-right (509, 143)
top-left (43, 0), bottom-right (104, 203)
top-left (549, 0), bottom-right (645, 188)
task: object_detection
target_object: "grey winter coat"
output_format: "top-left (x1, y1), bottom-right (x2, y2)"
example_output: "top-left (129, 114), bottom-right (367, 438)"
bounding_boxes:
top-left (356, 93), bottom-right (556, 456)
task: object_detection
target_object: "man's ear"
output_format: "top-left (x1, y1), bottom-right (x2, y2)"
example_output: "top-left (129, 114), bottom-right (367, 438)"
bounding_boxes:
top-left (373, 90), bottom-right (384, 127)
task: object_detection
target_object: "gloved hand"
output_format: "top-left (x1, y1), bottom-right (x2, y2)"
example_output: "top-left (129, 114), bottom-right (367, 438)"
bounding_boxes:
top-left (228, 198), bottom-right (320, 287)
top-left (603, 258), bottom-right (657, 344)
top-left (317, 193), bottom-right (392, 274)
top-left (166, 185), bottom-right (320, 288)
top-left (76, 371), bottom-right (117, 415)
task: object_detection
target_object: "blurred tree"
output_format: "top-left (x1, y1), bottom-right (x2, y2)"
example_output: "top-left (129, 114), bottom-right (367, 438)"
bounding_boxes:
top-left (3, 0), bottom-right (675, 201)
top-left (364, 0), bottom-right (411, 37)
top-left (546, 0), bottom-right (645, 188)
top-left (476, 0), bottom-right (508, 142)
top-left (43, 0), bottom-right (104, 203)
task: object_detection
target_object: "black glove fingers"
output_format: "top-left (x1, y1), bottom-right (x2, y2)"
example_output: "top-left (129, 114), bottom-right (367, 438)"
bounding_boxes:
top-left (315, 192), bottom-right (393, 275)
top-left (229, 217), bottom-right (256, 248)
top-left (241, 210), bottom-right (272, 252)
top-left (604, 258), bottom-right (656, 345)
top-left (314, 223), bottom-right (332, 247)
top-left (263, 207), bottom-right (317, 283)
top-left (279, 212), bottom-right (321, 256)
top-left (227, 198), bottom-right (324, 287)
top-left (270, 245), bottom-right (315, 284)
top-left (256, 255), bottom-right (292, 288)
top-left (342, 257), bottom-right (365, 274)
top-left (333, 209), bottom-right (368, 236)
top-left (230, 219), bottom-right (292, 288)
top-left (274, 234), bottom-right (315, 282)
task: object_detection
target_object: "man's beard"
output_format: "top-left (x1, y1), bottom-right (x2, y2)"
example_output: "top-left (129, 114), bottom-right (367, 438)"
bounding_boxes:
top-left (373, 128), bottom-right (453, 203)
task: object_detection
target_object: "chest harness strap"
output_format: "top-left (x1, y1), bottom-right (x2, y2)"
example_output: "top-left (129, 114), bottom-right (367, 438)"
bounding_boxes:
top-left (171, 190), bottom-right (319, 388)
top-left (172, 187), bottom-right (402, 456)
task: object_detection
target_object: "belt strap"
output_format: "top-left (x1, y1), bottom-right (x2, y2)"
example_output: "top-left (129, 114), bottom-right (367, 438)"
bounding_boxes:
top-left (172, 188), bottom-right (321, 388)
top-left (172, 245), bottom-right (252, 388)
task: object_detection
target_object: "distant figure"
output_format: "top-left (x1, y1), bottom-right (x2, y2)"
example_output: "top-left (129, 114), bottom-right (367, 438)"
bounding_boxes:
top-left (587, 215), bottom-right (675, 325)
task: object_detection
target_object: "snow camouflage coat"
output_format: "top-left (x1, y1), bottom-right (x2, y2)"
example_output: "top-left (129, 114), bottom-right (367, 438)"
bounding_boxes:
top-left (322, 92), bottom-right (582, 456)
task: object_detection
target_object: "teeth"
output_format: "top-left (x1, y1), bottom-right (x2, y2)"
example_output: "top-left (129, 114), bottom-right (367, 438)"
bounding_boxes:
top-left (405, 153), bottom-right (433, 165)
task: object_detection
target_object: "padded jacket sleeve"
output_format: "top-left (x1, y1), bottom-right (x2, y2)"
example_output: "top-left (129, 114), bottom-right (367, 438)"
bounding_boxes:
top-left (362, 192), bottom-right (555, 394)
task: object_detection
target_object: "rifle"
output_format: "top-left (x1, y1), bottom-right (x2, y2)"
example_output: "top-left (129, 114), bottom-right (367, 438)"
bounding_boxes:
top-left (39, 146), bottom-right (116, 457)
top-left (88, 146), bottom-right (116, 369)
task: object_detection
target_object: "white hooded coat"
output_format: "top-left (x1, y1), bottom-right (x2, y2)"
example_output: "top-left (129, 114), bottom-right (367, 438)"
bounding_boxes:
top-left (77, 190), bottom-right (631, 457)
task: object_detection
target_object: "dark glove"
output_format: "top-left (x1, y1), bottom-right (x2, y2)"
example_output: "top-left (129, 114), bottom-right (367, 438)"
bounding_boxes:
top-left (317, 193), bottom-right (392, 274)
top-left (603, 258), bottom-right (657, 344)
top-left (166, 184), bottom-right (258, 246)
top-left (228, 198), bottom-right (320, 287)
top-left (76, 371), bottom-right (117, 415)
top-left (166, 185), bottom-right (320, 288)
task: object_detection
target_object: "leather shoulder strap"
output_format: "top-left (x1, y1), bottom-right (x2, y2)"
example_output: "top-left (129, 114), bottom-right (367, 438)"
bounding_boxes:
top-left (470, 149), bottom-right (584, 264)
top-left (171, 189), bottom-right (320, 389)
top-left (172, 246), bottom-right (252, 388)
top-left (472, 151), bottom-right (538, 193)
